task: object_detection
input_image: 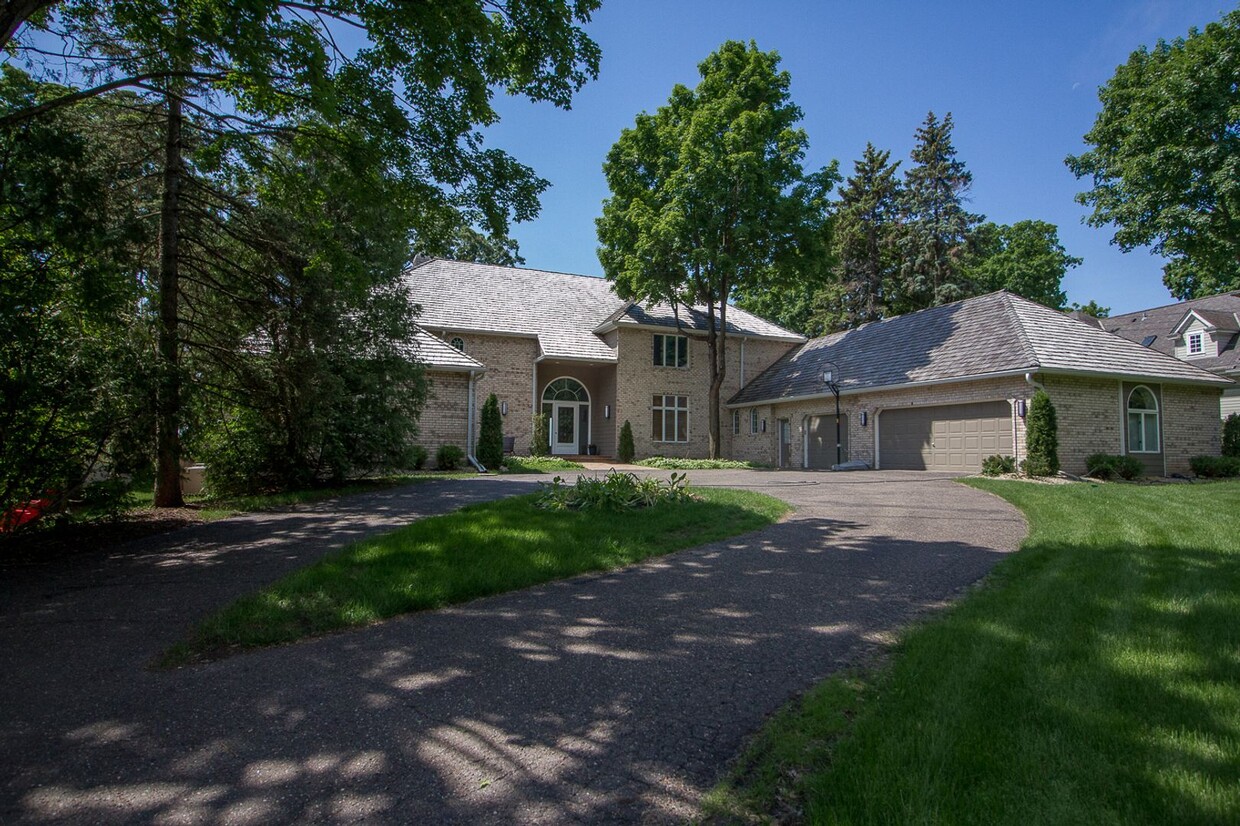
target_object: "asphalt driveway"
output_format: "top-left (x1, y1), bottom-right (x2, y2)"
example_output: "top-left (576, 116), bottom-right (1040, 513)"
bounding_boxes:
top-left (0, 470), bottom-right (1025, 824)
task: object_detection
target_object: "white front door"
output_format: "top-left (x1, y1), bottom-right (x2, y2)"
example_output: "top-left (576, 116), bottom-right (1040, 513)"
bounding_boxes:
top-left (552, 402), bottom-right (578, 455)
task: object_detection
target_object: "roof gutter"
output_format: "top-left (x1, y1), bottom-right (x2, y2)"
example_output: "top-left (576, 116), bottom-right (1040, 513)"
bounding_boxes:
top-left (726, 368), bottom-right (1032, 408)
top-left (466, 369), bottom-right (486, 473)
top-left (1025, 372), bottom-right (1045, 392)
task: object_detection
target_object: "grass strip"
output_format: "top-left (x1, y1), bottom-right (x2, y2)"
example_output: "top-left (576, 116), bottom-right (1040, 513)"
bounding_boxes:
top-left (706, 479), bottom-right (1240, 825)
top-left (499, 456), bottom-right (586, 474)
top-left (163, 486), bottom-right (789, 666)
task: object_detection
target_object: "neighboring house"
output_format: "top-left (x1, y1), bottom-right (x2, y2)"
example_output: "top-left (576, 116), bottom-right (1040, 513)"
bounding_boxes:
top-left (1077, 291), bottom-right (1240, 420)
top-left (404, 258), bottom-right (803, 465)
top-left (727, 291), bottom-right (1231, 476)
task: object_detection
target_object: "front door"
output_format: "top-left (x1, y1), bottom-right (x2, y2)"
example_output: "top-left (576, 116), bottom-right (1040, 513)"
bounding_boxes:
top-left (552, 402), bottom-right (578, 455)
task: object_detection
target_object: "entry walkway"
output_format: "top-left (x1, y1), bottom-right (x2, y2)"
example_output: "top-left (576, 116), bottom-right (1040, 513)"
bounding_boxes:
top-left (0, 470), bottom-right (1025, 824)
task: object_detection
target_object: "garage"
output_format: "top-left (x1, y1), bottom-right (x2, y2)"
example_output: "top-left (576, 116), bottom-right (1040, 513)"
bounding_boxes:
top-left (806, 415), bottom-right (849, 468)
top-left (879, 401), bottom-right (1013, 471)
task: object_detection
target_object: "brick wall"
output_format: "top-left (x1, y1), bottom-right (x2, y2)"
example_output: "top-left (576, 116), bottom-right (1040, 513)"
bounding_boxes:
top-left (1040, 374), bottom-right (1123, 474)
top-left (613, 327), bottom-right (795, 460)
top-left (1162, 383), bottom-right (1223, 473)
top-left (417, 370), bottom-right (471, 467)
top-left (427, 331), bottom-right (540, 456)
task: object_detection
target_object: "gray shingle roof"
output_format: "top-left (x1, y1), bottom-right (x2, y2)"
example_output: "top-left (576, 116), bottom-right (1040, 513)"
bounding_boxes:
top-left (412, 328), bottom-right (485, 371)
top-left (730, 291), bottom-right (1232, 406)
top-left (614, 302), bottom-right (805, 341)
top-left (1103, 291), bottom-right (1240, 376)
top-left (403, 258), bottom-right (804, 363)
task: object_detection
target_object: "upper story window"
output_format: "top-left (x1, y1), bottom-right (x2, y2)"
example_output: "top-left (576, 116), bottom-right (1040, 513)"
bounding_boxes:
top-left (449, 336), bottom-right (465, 352)
top-left (1127, 385), bottom-right (1160, 454)
top-left (1186, 331), bottom-right (1204, 356)
top-left (653, 334), bottom-right (688, 368)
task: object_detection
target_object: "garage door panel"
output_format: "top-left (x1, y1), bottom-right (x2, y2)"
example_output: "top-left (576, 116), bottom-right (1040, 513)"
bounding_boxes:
top-left (880, 401), bottom-right (1013, 472)
top-left (807, 415), bottom-right (850, 468)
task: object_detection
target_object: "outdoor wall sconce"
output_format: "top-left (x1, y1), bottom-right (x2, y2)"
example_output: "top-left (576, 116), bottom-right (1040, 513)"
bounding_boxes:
top-left (501, 401), bottom-right (508, 416)
top-left (1016, 399), bottom-right (1027, 418)
top-left (860, 410), bottom-right (868, 427)
top-left (604, 404), bottom-right (611, 419)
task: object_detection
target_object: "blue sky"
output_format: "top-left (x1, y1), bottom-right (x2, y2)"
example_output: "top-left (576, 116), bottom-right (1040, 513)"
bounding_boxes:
top-left (485, 0), bottom-right (1232, 315)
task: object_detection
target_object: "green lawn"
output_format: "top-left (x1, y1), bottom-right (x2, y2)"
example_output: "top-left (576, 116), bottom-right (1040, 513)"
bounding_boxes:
top-left (707, 479), bottom-right (1240, 825)
top-left (162, 486), bottom-right (789, 666)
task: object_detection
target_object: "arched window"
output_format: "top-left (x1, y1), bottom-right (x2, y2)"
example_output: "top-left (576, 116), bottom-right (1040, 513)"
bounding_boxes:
top-left (542, 378), bottom-right (588, 402)
top-left (1127, 385), bottom-right (1159, 453)
top-left (449, 337), bottom-right (465, 352)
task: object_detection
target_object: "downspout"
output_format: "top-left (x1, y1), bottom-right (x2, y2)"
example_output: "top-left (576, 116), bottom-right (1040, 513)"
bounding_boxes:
top-left (467, 369), bottom-right (486, 472)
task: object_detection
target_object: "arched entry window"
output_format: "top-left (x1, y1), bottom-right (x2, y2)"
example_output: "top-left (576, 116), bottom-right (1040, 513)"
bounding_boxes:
top-left (542, 378), bottom-right (590, 455)
top-left (1127, 385), bottom-right (1159, 453)
top-left (543, 378), bottom-right (588, 402)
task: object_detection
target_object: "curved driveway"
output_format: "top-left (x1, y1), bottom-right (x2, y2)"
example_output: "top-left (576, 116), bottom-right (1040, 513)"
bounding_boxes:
top-left (0, 470), bottom-right (1025, 824)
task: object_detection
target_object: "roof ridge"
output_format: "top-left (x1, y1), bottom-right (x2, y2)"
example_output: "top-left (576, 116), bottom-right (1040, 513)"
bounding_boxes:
top-left (424, 256), bottom-right (611, 283)
top-left (1110, 289), bottom-right (1240, 318)
top-left (1000, 292), bottom-right (1041, 369)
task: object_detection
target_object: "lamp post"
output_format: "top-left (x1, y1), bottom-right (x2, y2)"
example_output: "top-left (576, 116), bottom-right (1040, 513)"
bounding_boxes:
top-left (822, 362), bottom-right (842, 468)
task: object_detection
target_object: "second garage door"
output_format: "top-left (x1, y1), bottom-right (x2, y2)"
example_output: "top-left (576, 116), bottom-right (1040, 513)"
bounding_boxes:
top-left (879, 401), bottom-right (1013, 471)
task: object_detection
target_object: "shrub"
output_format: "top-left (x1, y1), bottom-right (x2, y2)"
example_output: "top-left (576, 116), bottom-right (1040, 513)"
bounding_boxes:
top-left (531, 412), bottom-right (550, 457)
top-left (981, 455), bottom-right (1016, 476)
top-left (535, 470), bottom-right (691, 511)
top-left (1223, 413), bottom-right (1240, 458)
top-left (435, 444), bottom-right (466, 470)
top-left (618, 420), bottom-right (635, 464)
top-left (1024, 389), bottom-right (1060, 477)
top-left (477, 394), bottom-right (504, 469)
top-left (637, 457), bottom-right (757, 470)
top-left (78, 477), bottom-right (135, 520)
top-left (1085, 453), bottom-right (1144, 481)
top-left (1189, 455), bottom-right (1240, 478)
top-left (410, 445), bottom-right (428, 470)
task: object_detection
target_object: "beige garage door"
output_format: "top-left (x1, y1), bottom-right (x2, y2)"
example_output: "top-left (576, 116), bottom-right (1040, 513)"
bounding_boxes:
top-left (807, 415), bottom-right (849, 468)
top-left (879, 401), bottom-right (1013, 471)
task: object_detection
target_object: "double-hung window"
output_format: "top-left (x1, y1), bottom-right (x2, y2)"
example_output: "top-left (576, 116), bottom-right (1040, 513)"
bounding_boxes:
top-left (749, 409), bottom-right (760, 434)
top-left (1187, 331), bottom-right (1204, 355)
top-left (732, 409), bottom-right (741, 435)
top-left (652, 395), bottom-right (689, 442)
top-left (653, 334), bottom-right (688, 368)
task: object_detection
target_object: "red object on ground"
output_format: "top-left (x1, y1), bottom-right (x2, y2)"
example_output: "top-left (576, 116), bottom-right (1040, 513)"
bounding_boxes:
top-left (1, 498), bottom-right (54, 532)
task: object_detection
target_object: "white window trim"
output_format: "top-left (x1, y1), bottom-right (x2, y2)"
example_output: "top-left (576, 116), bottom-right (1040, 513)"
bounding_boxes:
top-left (652, 394), bottom-right (689, 443)
top-left (1186, 331), bottom-right (1204, 356)
top-left (653, 334), bottom-right (690, 369)
top-left (1126, 385), bottom-right (1160, 454)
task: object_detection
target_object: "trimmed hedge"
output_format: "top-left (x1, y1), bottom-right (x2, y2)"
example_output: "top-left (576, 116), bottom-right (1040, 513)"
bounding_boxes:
top-left (1189, 455), bottom-right (1240, 478)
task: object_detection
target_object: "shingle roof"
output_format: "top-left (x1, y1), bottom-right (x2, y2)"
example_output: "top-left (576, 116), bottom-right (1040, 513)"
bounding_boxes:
top-left (403, 258), bottom-right (804, 363)
top-left (413, 328), bottom-right (485, 371)
top-left (729, 291), bottom-right (1232, 406)
top-left (1103, 291), bottom-right (1240, 377)
top-left (613, 302), bottom-right (805, 341)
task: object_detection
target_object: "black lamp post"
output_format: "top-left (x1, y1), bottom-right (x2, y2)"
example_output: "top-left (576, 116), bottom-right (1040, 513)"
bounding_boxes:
top-left (823, 362), bottom-right (842, 467)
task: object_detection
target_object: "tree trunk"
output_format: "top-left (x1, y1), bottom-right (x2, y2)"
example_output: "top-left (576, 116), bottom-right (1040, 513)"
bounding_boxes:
top-left (705, 297), bottom-right (728, 460)
top-left (153, 92), bottom-right (185, 508)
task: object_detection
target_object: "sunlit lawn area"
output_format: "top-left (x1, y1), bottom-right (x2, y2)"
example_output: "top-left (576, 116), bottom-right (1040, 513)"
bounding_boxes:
top-left (708, 479), bottom-right (1240, 825)
top-left (163, 486), bottom-right (789, 666)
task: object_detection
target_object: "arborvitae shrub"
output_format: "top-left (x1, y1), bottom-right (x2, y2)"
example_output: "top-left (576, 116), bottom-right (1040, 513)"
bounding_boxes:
top-left (478, 394), bottom-right (503, 469)
top-left (531, 412), bottom-right (550, 456)
top-left (1223, 413), bottom-right (1240, 458)
top-left (1024, 389), bottom-right (1060, 477)
top-left (618, 420), bottom-right (635, 464)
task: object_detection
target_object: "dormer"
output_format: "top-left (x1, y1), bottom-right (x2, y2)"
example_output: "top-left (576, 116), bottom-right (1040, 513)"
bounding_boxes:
top-left (1171, 308), bottom-right (1240, 360)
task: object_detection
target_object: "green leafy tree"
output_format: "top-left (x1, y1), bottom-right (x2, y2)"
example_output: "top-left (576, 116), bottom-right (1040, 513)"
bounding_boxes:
top-left (966, 220), bottom-right (1081, 309)
top-left (477, 393), bottom-right (504, 470)
top-left (1067, 10), bottom-right (1240, 299)
top-left (1025, 389), bottom-right (1060, 477)
top-left (597, 41), bottom-right (831, 457)
top-left (0, 68), bottom-right (153, 518)
top-left (3, 0), bottom-right (601, 505)
top-left (1070, 299), bottom-right (1110, 318)
top-left (617, 420), bottom-right (635, 464)
top-left (829, 142), bottom-right (903, 329)
top-left (894, 111), bottom-right (982, 313)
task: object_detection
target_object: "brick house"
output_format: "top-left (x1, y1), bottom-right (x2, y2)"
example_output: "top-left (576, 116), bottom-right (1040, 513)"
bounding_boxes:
top-left (1077, 290), bottom-right (1240, 420)
top-left (727, 291), bottom-right (1231, 476)
top-left (407, 260), bottom-right (1230, 475)
top-left (405, 258), bottom-right (802, 466)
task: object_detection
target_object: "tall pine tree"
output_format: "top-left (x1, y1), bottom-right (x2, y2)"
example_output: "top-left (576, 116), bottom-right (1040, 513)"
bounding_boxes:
top-left (894, 112), bottom-right (981, 313)
top-left (828, 143), bottom-right (901, 329)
